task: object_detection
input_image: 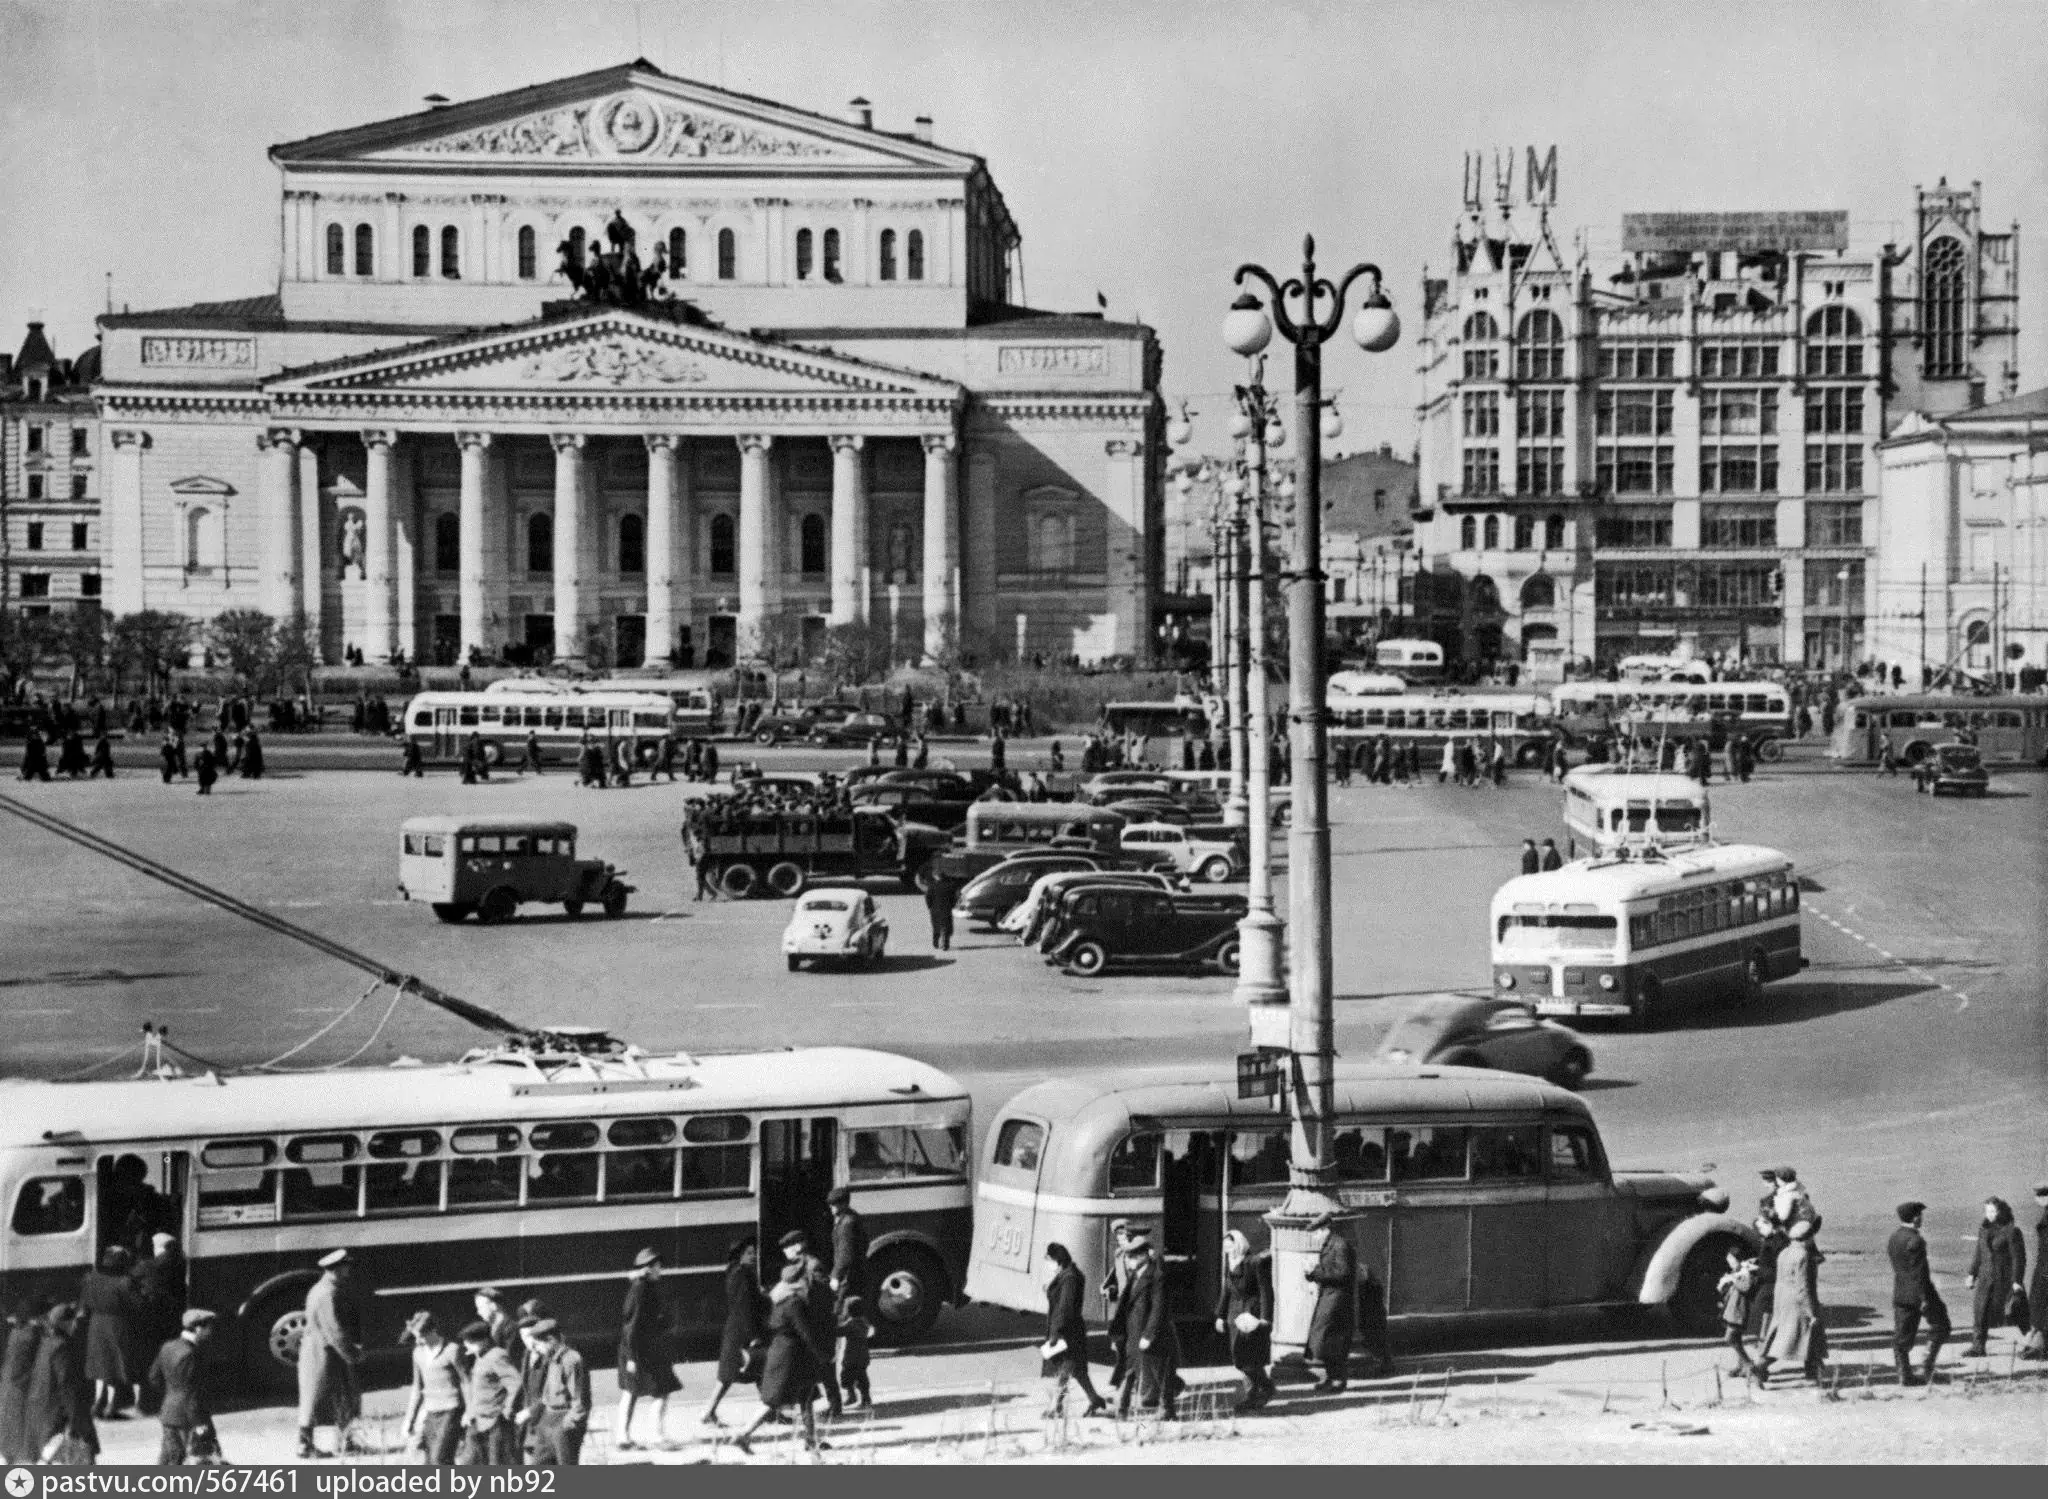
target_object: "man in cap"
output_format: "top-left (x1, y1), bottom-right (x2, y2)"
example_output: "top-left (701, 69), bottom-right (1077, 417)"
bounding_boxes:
top-left (1101, 1220), bottom-right (1138, 1404)
top-left (520, 1320), bottom-right (589, 1466)
top-left (828, 1187), bottom-right (870, 1314)
top-left (456, 1321), bottom-right (522, 1466)
top-left (474, 1286), bottom-right (520, 1365)
top-left (1304, 1212), bottom-right (1357, 1393)
top-left (1118, 1224), bottom-right (1180, 1419)
top-left (145, 1309), bottom-right (219, 1466)
top-left (1888, 1201), bottom-right (1949, 1386)
top-left (296, 1249), bottom-right (364, 1460)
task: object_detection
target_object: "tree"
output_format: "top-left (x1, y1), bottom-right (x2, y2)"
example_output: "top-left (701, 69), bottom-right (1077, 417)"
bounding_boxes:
top-left (205, 609), bottom-right (278, 694)
top-left (58, 603), bottom-right (109, 697)
top-left (0, 608), bottom-right (63, 696)
top-left (271, 611), bottom-right (321, 698)
top-left (578, 617), bottom-right (613, 672)
top-left (818, 622), bottom-right (891, 686)
top-left (110, 610), bottom-right (196, 696)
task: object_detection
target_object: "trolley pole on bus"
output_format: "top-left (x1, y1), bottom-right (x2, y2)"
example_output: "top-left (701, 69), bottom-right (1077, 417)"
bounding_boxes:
top-left (1226, 236), bottom-right (1399, 1359)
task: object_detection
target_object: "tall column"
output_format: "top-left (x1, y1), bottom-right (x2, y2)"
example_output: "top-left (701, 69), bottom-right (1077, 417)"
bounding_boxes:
top-left (456, 432), bottom-right (492, 661)
top-left (297, 441), bottom-right (324, 654)
top-left (550, 433), bottom-right (586, 662)
top-left (737, 434), bottom-right (773, 651)
top-left (361, 430), bottom-right (398, 661)
top-left (1104, 437), bottom-right (1148, 656)
top-left (104, 430), bottom-right (150, 616)
top-left (257, 429), bottom-right (302, 621)
top-left (828, 434), bottom-right (866, 626)
top-left (921, 432), bottom-right (958, 658)
top-left (645, 434), bottom-right (682, 662)
top-left (394, 445), bottom-right (418, 662)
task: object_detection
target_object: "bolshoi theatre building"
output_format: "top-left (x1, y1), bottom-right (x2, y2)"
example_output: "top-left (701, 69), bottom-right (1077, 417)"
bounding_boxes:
top-left (95, 60), bottom-right (1165, 668)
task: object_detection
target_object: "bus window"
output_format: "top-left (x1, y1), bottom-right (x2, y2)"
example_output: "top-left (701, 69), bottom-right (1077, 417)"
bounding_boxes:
top-left (1331, 1125), bottom-right (1388, 1182)
top-left (459, 707), bottom-right (478, 726)
top-left (481, 706), bottom-right (501, 724)
top-left (1747, 695), bottom-right (1772, 714)
top-left (1471, 1125), bottom-right (1544, 1181)
top-left (1108, 1133), bottom-right (1160, 1192)
top-left (991, 1119), bottom-right (1045, 1172)
top-left (677, 1115), bottom-right (750, 1195)
top-left (1226, 1130), bottom-right (1291, 1188)
top-left (197, 1165), bottom-right (276, 1225)
top-left (11, 1176), bottom-right (85, 1236)
top-left (606, 1118), bottom-right (679, 1200)
top-left (1389, 1125), bottom-right (1468, 1182)
top-left (412, 710), bottom-right (431, 729)
top-left (542, 707), bottom-right (561, 729)
top-left (1548, 1124), bottom-right (1606, 1181)
top-left (849, 1125), bottom-right (968, 1182)
top-left (447, 1125), bottom-right (523, 1209)
top-left (527, 1122), bottom-right (600, 1203)
top-left (364, 1129), bottom-right (443, 1215)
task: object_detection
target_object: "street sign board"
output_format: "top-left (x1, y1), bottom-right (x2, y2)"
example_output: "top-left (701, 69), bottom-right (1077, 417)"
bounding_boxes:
top-left (1237, 1048), bottom-right (1287, 1100)
top-left (1621, 210), bottom-right (1848, 255)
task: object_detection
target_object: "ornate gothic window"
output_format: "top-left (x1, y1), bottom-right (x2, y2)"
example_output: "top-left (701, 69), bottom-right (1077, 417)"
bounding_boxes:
top-left (718, 228), bottom-right (737, 281)
top-left (440, 226), bottom-right (461, 279)
top-left (667, 228), bottom-right (686, 279)
top-left (879, 229), bottom-right (897, 281)
top-left (353, 224), bottom-right (373, 276)
top-left (709, 513), bottom-right (736, 575)
top-left (412, 225), bottom-right (431, 278)
top-left (517, 226), bottom-right (536, 280)
top-left (822, 229), bottom-right (842, 283)
top-left (1521, 573), bottom-right (1556, 610)
top-left (1462, 312), bottom-right (1500, 379)
top-left (799, 513), bottom-right (827, 575)
top-left (618, 513), bottom-right (645, 575)
top-left (1922, 237), bottom-right (1967, 378)
top-left (1803, 305), bottom-right (1863, 376)
top-left (434, 513), bottom-right (459, 574)
top-left (795, 228), bottom-right (814, 281)
top-left (326, 224), bottom-right (344, 275)
top-left (906, 229), bottom-right (925, 281)
top-left (1515, 310), bottom-right (1565, 379)
top-left (527, 513), bottom-right (553, 575)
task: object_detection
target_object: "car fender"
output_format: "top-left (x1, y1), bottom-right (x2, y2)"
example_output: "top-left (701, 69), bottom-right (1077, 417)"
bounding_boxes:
top-left (1634, 1211), bottom-right (1763, 1305)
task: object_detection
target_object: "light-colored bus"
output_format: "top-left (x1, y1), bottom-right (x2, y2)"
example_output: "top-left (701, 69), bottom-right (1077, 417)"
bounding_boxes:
top-left (0, 1043), bottom-right (971, 1389)
top-left (966, 1068), bottom-right (1758, 1340)
top-left (1551, 680), bottom-right (1792, 756)
top-left (406, 687), bottom-right (676, 767)
top-left (1328, 691), bottom-right (1557, 766)
top-left (1099, 701), bottom-right (1211, 743)
top-left (593, 672), bottom-right (723, 736)
top-left (1617, 654), bottom-right (1711, 683)
top-left (1372, 638), bottom-right (1445, 682)
top-left (1831, 693), bottom-right (2048, 766)
top-left (1491, 843), bottom-right (1801, 1030)
top-left (1560, 765), bottom-right (1711, 858)
top-left (1327, 670), bottom-right (1406, 699)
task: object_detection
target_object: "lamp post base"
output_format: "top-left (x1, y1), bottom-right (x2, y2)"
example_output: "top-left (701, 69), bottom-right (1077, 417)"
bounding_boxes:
top-left (1221, 795), bottom-right (1249, 828)
top-left (1233, 907), bottom-right (1286, 1009)
top-left (1264, 1191), bottom-right (1355, 1361)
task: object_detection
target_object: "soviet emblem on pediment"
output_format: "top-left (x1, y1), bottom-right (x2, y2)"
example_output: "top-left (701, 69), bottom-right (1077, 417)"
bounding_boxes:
top-left (408, 91), bottom-right (841, 161)
top-left (516, 340), bottom-right (709, 387)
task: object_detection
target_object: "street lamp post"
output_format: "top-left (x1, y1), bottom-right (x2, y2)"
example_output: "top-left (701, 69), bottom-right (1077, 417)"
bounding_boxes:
top-left (1225, 234), bottom-right (1399, 1360)
top-left (1230, 366), bottom-right (1285, 1007)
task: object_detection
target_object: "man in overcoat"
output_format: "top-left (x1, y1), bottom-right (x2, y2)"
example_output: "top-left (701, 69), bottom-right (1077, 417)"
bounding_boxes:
top-left (1888, 1201), bottom-right (1949, 1386)
top-left (146, 1309), bottom-right (219, 1465)
top-left (1117, 1228), bottom-right (1178, 1419)
top-left (1304, 1211), bottom-right (1357, 1392)
top-left (295, 1249), bottom-right (363, 1459)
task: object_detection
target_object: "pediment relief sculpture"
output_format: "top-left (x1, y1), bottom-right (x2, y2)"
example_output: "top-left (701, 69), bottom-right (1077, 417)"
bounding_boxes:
top-left (516, 340), bottom-right (710, 387)
top-left (405, 92), bottom-right (842, 162)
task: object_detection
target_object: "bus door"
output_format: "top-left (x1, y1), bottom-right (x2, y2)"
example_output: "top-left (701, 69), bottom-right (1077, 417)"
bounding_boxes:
top-left (95, 1148), bottom-right (188, 1260)
top-left (429, 706), bottom-right (461, 760)
top-left (759, 1117), bottom-right (837, 1279)
top-left (1158, 1132), bottom-right (1204, 1317)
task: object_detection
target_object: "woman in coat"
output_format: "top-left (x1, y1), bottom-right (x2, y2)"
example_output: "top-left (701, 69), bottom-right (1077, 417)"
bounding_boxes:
top-left (1039, 1243), bottom-right (1106, 1419)
top-left (1758, 1220), bottom-right (1827, 1383)
top-left (1213, 1230), bottom-right (1275, 1409)
top-left (732, 1266), bottom-right (829, 1456)
top-left (700, 1239), bottom-right (764, 1426)
top-left (1965, 1196), bottom-right (2028, 1356)
top-left (0, 1300), bottom-right (47, 1462)
top-left (79, 1246), bottom-right (139, 1418)
top-left (613, 1249), bottom-right (680, 1450)
top-left (24, 1303), bottom-right (96, 1464)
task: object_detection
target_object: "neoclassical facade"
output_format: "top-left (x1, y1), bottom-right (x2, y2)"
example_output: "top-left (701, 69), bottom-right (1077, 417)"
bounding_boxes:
top-left (95, 61), bottom-right (1164, 666)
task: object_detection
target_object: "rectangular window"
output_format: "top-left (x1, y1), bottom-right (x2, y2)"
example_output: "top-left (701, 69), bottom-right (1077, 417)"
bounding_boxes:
top-left (1700, 447), bottom-right (1778, 494)
top-left (1594, 444), bottom-right (1674, 495)
top-left (1548, 1125), bottom-right (1605, 1180)
top-left (1389, 1125), bottom-right (1469, 1182)
top-left (849, 1125), bottom-right (969, 1182)
top-left (365, 1158), bottom-right (442, 1215)
top-left (25, 522), bottom-right (43, 551)
top-left (195, 1167), bottom-right (277, 1225)
top-left (1696, 563), bottom-right (1782, 608)
top-left (1701, 504), bottom-right (1778, 547)
top-left (1804, 443), bottom-right (1864, 493)
top-left (1109, 1132), bottom-right (1161, 1192)
top-left (282, 1162), bottom-right (360, 1219)
top-left (1598, 344), bottom-right (1676, 380)
top-left (70, 474), bottom-right (88, 501)
top-left (1594, 509), bottom-right (1672, 548)
top-left (1470, 1125), bottom-right (1545, 1180)
top-left (447, 1154), bottom-right (523, 1209)
top-left (1804, 387), bottom-right (1864, 435)
top-left (80, 573), bottom-right (101, 599)
top-left (1516, 389), bottom-right (1564, 439)
top-left (1804, 558), bottom-right (1865, 611)
top-left (1699, 342), bottom-right (1781, 379)
top-left (1808, 500), bottom-right (1863, 547)
top-left (1461, 447), bottom-right (1500, 495)
top-left (17, 574), bottom-right (50, 600)
top-left (1330, 1125), bottom-right (1389, 1182)
top-left (1462, 391), bottom-right (1499, 438)
top-left (1225, 1130), bottom-right (1292, 1188)
top-left (11, 1176), bottom-right (86, 1236)
top-left (1516, 446), bottom-right (1565, 496)
top-left (71, 428), bottom-right (89, 456)
top-left (25, 475), bottom-right (42, 501)
top-left (71, 522), bottom-right (89, 551)
top-left (1595, 563), bottom-right (1676, 607)
top-left (25, 426), bottom-right (44, 454)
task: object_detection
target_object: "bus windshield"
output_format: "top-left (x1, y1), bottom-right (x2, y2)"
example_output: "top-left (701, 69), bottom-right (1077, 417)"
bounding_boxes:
top-left (1623, 805), bottom-right (1702, 834)
top-left (1497, 914), bottom-right (1618, 951)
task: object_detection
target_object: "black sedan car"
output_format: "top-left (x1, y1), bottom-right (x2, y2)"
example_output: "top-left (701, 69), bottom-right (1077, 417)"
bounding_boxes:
top-left (808, 712), bottom-right (905, 748)
top-left (1369, 992), bottom-right (1593, 1090)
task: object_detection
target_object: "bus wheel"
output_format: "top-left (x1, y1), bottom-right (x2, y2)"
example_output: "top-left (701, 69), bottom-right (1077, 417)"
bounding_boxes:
top-left (766, 861), bottom-right (808, 898)
top-left (1624, 977), bottom-right (1664, 1032)
top-left (868, 1242), bottom-right (948, 1346)
top-left (1516, 741), bottom-right (1545, 768)
top-left (602, 881), bottom-right (629, 918)
top-left (1066, 941), bottom-right (1108, 977)
top-left (562, 900), bottom-right (584, 918)
top-left (1212, 938), bottom-right (1242, 976)
top-left (719, 863), bottom-right (759, 900)
top-left (753, 729), bottom-right (779, 747)
top-left (477, 887), bottom-right (517, 925)
top-left (1742, 951), bottom-right (1769, 1002)
top-left (244, 1291), bottom-right (308, 1396)
top-left (1754, 737), bottom-right (1783, 763)
top-left (1671, 1234), bottom-right (1745, 1337)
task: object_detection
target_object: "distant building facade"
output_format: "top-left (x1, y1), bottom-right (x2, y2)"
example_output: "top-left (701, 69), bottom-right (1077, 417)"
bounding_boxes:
top-left (2, 323), bottom-right (103, 617)
top-left (1413, 164), bottom-right (2018, 675)
top-left (94, 61), bottom-right (1165, 669)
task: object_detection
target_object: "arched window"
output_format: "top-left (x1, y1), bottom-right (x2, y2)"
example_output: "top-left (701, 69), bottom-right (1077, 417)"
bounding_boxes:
top-left (717, 228), bottom-right (737, 281)
top-left (822, 229), bottom-right (842, 283)
top-left (799, 513), bottom-right (827, 575)
top-left (795, 228), bottom-right (814, 281)
top-left (1462, 311), bottom-right (1500, 379)
top-left (527, 512), bottom-right (553, 575)
top-left (1922, 237), bottom-right (1967, 378)
top-left (434, 513), bottom-right (459, 574)
top-left (667, 227), bottom-right (686, 279)
top-left (1470, 575), bottom-right (1503, 615)
top-left (1516, 310), bottom-right (1564, 379)
top-left (353, 224), bottom-right (374, 276)
top-left (517, 226), bottom-right (537, 280)
top-left (1460, 515), bottom-right (1477, 550)
top-left (879, 229), bottom-right (898, 281)
top-left (906, 229), bottom-right (925, 281)
top-left (568, 226), bottom-right (586, 267)
top-left (440, 225), bottom-right (461, 279)
top-left (618, 513), bottom-right (645, 575)
top-left (1804, 304), bottom-right (1864, 376)
top-left (412, 225), bottom-right (431, 278)
top-left (325, 224), bottom-right (344, 275)
top-left (1521, 573), bottom-right (1556, 611)
top-left (1513, 514), bottom-right (1534, 550)
top-left (185, 507), bottom-right (223, 571)
top-left (1482, 514), bottom-right (1500, 550)
top-left (709, 513), bottom-right (736, 575)
top-left (1545, 513), bottom-right (1565, 550)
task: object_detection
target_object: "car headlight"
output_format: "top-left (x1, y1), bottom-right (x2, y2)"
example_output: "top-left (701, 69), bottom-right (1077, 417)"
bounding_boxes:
top-left (1496, 972), bottom-right (1515, 989)
top-left (1597, 974), bottom-right (1617, 991)
top-left (1384, 1048), bottom-right (1411, 1062)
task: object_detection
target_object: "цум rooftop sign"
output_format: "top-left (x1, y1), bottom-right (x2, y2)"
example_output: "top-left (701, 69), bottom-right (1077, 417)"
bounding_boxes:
top-left (1622, 211), bottom-right (1849, 255)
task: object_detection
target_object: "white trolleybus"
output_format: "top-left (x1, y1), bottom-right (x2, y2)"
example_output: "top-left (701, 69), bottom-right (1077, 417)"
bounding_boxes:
top-left (1327, 691), bottom-right (1557, 768)
top-left (1550, 681), bottom-right (1793, 758)
top-left (0, 1042), bottom-right (972, 1390)
top-left (1371, 638), bottom-right (1446, 683)
top-left (1560, 764), bottom-right (1711, 859)
top-left (1491, 844), bottom-right (1802, 1030)
top-left (403, 683), bottom-right (676, 768)
top-left (1832, 693), bottom-right (2048, 766)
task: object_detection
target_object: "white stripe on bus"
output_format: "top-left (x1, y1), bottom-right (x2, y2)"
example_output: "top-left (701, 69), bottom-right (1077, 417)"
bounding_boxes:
top-left (977, 1180), bottom-right (1162, 1217)
top-left (374, 1265), bottom-right (726, 1297)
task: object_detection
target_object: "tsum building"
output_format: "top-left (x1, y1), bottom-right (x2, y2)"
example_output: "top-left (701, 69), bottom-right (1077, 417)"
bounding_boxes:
top-left (95, 60), bottom-right (1165, 668)
top-left (1412, 174), bottom-right (2018, 675)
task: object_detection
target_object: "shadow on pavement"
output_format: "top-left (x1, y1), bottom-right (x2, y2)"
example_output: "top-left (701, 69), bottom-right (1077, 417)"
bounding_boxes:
top-left (1577, 1077), bottom-right (1638, 1092)
top-left (1684, 979), bottom-right (1934, 1030)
